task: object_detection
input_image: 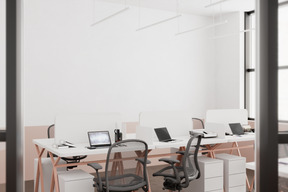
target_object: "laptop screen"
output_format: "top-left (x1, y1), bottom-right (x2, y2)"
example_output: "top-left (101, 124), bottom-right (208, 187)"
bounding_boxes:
top-left (88, 131), bottom-right (112, 147)
top-left (229, 123), bottom-right (245, 135)
top-left (154, 127), bottom-right (172, 141)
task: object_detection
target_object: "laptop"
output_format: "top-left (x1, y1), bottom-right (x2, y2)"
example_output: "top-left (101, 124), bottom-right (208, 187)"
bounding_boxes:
top-left (154, 127), bottom-right (176, 142)
top-left (88, 131), bottom-right (112, 148)
top-left (229, 123), bottom-right (245, 135)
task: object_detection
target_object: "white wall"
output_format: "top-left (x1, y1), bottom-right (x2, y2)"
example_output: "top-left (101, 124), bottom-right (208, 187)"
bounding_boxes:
top-left (214, 12), bottom-right (245, 109)
top-left (0, 0), bottom-right (5, 129)
top-left (24, 0), bottom-right (216, 126)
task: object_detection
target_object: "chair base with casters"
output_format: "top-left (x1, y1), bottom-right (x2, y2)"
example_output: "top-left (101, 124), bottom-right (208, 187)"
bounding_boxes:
top-left (88, 139), bottom-right (151, 192)
top-left (153, 134), bottom-right (203, 192)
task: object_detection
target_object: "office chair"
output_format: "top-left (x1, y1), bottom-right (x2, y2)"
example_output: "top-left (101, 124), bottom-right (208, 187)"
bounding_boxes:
top-left (153, 134), bottom-right (202, 192)
top-left (47, 124), bottom-right (87, 170)
top-left (192, 118), bottom-right (205, 129)
top-left (88, 139), bottom-right (150, 192)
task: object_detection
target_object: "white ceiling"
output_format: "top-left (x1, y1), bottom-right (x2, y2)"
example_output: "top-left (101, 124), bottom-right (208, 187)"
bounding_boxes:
top-left (101, 0), bottom-right (255, 16)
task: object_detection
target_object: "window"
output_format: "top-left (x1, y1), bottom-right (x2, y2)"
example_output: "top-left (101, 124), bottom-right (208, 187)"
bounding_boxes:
top-left (245, 6), bottom-right (288, 121)
top-left (245, 11), bottom-right (255, 120)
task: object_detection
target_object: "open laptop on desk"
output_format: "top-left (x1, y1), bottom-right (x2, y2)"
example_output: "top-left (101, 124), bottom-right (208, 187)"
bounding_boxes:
top-left (154, 127), bottom-right (176, 142)
top-left (87, 131), bottom-right (112, 149)
top-left (229, 123), bottom-right (245, 135)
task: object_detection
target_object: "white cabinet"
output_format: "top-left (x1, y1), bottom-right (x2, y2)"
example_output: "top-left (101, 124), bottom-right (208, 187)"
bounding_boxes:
top-left (34, 158), bottom-right (66, 192)
top-left (190, 156), bottom-right (224, 192)
top-left (58, 169), bottom-right (94, 192)
top-left (216, 154), bottom-right (246, 192)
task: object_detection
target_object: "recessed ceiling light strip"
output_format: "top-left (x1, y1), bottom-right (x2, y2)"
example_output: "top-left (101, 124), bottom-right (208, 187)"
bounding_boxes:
top-left (211, 28), bottom-right (255, 39)
top-left (136, 14), bottom-right (182, 31)
top-left (91, 7), bottom-right (129, 26)
top-left (175, 20), bottom-right (228, 36)
top-left (176, 0), bottom-right (180, 33)
top-left (205, 0), bottom-right (230, 8)
top-left (138, 0), bottom-right (142, 28)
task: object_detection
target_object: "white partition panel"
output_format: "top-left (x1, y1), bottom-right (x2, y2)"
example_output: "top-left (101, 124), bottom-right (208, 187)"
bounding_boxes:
top-left (54, 113), bottom-right (121, 144)
top-left (139, 111), bottom-right (193, 139)
top-left (205, 109), bottom-right (248, 134)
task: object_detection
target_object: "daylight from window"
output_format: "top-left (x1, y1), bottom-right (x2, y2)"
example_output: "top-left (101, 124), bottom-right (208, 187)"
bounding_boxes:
top-left (246, 5), bottom-right (288, 121)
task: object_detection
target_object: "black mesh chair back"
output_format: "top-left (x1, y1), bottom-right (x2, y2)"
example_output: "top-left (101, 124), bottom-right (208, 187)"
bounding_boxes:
top-left (47, 124), bottom-right (87, 170)
top-left (47, 124), bottom-right (55, 138)
top-left (153, 134), bottom-right (202, 191)
top-left (178, 134), bottom-right (202, 188)
top-left (88, 139), bottom-right (150, 192)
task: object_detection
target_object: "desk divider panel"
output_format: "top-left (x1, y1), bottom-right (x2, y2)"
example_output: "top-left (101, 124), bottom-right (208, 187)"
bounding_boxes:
top-left (136, 126), bottom-right (154, 145)
top-left (54, 113), bottom-right (121, 144)
top-left (139, 111), bottom-right (194, 139)
top-left (205, 122), bottom-right (226, 139)
top-left (206, 109), bottom-right (248, 134)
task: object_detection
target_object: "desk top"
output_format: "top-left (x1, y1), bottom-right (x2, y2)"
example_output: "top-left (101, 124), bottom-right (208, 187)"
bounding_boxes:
top-left (33, 138), bottom-right (156, 157)
top-left (34, 133), bottom-right (255, 157)
top-left (152, 133), bottom-right (255, 149)
top-left (152, 136), bottom-right (228, 149)
top-left (225, 133), bottom-right (255, 142)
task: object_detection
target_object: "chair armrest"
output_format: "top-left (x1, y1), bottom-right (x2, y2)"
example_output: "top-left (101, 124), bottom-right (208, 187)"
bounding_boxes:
top-left (88, 163), bottom-right (103, 191)
top-left (175, 151), bottom-right (194, 156)
top-left (88, 163), bottom-right (103, 170)
top-left (159, 158), bottom-right (180, 164)
top-left (136, 158), bottom-right (151, 164)
top-left (175, 151), bottom-right (185, 155)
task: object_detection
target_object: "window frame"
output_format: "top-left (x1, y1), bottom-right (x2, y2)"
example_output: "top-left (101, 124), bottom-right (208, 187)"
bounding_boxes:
top-left (245, 8), bottom-right (288, 122)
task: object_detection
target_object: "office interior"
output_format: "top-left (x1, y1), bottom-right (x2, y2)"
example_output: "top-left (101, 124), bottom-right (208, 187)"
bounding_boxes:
top-left (0, 0), bottom-right (288, 191)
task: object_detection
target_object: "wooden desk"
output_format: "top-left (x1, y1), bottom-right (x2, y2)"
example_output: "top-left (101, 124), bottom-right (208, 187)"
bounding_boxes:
top-left (151, 134), bottom-right (255, 191)
top-left (33, 139), bottom-right (155, 192)
top-left (34, 134), bottom-right (255, 192)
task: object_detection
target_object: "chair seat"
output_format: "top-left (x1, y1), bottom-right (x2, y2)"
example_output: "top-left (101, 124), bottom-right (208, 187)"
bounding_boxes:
top-left (109, 181), bottom-right (147, 192)
top-left (98, 173), bottom-right (147, 191)
top-left (89, 140), bottom-right (150, 192)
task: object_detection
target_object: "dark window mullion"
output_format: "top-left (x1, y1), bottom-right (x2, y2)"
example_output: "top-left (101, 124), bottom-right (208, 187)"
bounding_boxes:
top-left (246, 69), bottom-right (255, 72)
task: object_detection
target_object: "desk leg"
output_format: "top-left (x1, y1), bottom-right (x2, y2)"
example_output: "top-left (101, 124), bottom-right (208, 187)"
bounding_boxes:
top-left (111, 152), bottom-right (123, 176)
top-left (118, 153), bottom-right (124, 175)
top-left (205, 145), bottom-right (214, 158)
top-left (234, 142), bottom-right (242, 156)
top-left (35, 144), bottom-right (45, 192)
top-left (205, 144), bottom-right (222, 159)
top-left (135, 150), bottom-right (152, 192)
top-left (176, 147), bottom-right (185, 166)
top-left (249, 175), bottom-right (255, 192)
top-left (49, 152), bottom-right (61, 192)
top-left (230, 143), bottom-right (235, 154)
top-left (50, 171), bottom-right (55, 192)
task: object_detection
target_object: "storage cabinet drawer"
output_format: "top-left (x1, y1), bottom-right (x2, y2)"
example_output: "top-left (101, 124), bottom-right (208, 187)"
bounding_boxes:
top-left (229, 160), bottom-right (246, 174)
top-left (227, 173), bottom-right (245, 188)
top-left (205, 177), bottom-right (223, 191)
top-left (228, 185), bottom-right (246, 192)
top-left (207, 190), bottom-right (223, 192)
top-left (205, 163), bottom-right (223, 178)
